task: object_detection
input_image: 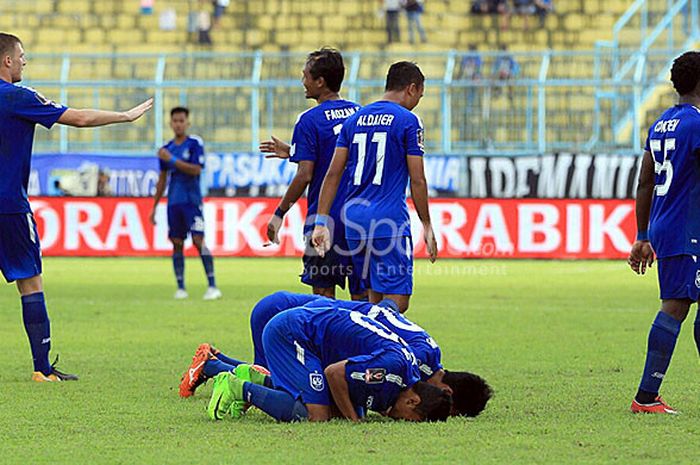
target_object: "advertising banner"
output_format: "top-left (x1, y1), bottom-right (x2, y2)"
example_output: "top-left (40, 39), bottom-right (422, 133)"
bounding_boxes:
top-left (30, 197), bottom-right (635, 259)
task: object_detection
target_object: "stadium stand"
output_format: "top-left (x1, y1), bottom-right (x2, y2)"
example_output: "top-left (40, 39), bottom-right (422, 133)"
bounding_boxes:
top-left (0, 0), bottom-right (669, 53)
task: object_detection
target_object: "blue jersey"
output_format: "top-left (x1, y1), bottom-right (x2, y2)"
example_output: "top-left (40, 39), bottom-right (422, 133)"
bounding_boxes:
top-left (287, 305), bottom-right (421, 413)
top-left (290, 99), bottom-right (360, 240)
top-left (0, 82), bottom-right (67, 214)
top-left (303, 297), bottom-right (443, 380)
top-left (645, 104), bottom-right (700, 258)
top-left (336, 101), bottom-right (425, 239)
top-left (160, 135), bottom-right (205, 206)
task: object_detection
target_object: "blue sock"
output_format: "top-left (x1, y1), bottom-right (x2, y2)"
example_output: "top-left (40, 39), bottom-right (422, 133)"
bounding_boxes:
top-left (242, 382), bottom-right (308, 422)
top-left (203, 359), bottom-right (236, 378)
top-left (200, 249), bottom-right (216, 287)
top-left (694, 310), bottom-right (700, 357)
top-left (21, 292), bottom-right (51, 375)
top-left (637, 311), bottom-right (682, 400)
top-left (173, 252), bottom-right (185, 289)
top-left (215, 351), bottom-right (246, 367)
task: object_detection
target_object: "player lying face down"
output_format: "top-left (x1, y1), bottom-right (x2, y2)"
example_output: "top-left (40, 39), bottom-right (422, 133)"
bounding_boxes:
top-left (180, 291), bottom-right (492, 418)
top-left (204, 306), bottom-right (452, 422)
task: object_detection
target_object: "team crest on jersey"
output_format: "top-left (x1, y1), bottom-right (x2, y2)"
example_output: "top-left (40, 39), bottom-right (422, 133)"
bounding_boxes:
top-left (366, 396), bottom-right (375, 409)
top-left (309, 373), bottom-right (325, 392)
top-left (695, 270), bottom-right (700, 288)
top-left (364, 368), bottom-right (386, 384)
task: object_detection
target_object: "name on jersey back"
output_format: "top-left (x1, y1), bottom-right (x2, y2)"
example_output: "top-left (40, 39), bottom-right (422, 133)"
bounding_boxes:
top-left (324, 107), bottom-right (358, 121)
top-left (357, 114), bottom-right (395, 127)
top-left (654, 118), bottom-right (680, 133)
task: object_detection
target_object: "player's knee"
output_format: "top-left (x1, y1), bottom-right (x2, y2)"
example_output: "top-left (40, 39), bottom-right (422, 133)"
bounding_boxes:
top-left (171, 239), bottom-right (184, 251)
top-left (661, 302), bottom-right (691, 322)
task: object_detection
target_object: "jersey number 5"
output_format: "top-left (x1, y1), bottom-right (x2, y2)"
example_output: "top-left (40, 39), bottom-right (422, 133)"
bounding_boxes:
top-left (649, 138), bottom-right (674, 197)
top-left (352, 132), bottom-right (387, 186)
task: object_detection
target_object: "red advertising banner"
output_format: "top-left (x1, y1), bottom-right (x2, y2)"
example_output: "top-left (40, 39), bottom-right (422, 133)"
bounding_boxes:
top-left (29, 197), bottom-right (636, 259)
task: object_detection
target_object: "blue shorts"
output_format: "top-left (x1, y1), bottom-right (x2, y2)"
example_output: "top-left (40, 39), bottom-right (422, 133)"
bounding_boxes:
top-left (262, 310), bottom-right (330, 406)
top-left (346, 236), bottom-right (413, 295)
top-left (167, 203), bottom-right (204, 240)
top-left (301, 236), bottom-right (365, 295)
top-left (657, 255), bottom-right (700, 301)
top-left (0, 213), bottom-right (42, 283)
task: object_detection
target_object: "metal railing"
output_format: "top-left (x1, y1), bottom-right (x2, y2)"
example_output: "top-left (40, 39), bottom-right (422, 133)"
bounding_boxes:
top-left (21, 48), bottom-right (689, 156)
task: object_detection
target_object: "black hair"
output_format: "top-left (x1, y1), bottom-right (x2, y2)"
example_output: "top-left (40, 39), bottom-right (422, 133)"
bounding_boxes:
top-left (385, 61), bottom-right (425, 92)
top-left (306, 47), bottom-right (345, 93)
top-left (0, 33), bottom-right (21, 60)
top-left (413, 381), bottom-right (452, 422)
top-left (170, 106), bottom-right (189, 118)
top-left (442, 371), bottom-right (493, 417)
top-left (670, 51), bottom-right (700, 96)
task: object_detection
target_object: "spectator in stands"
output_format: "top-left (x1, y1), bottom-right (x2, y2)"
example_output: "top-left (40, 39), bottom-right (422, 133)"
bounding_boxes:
top-left (383, 0), bottom-right (402, 44)
top-left (197, 0), bottom-right (213, 45)
top-left (492, 44), bottom-right (519, 101)
top-left (212, 0), bottom-right (230, 27)
top-left (457, 44), bottom-right (482, 80)
top-left (470, 0), bottom-right (509, 30)
top-left (534, 0), bottom-right (553, 27)
top-left (403, 0), bottom-right (427, 44)
top-left (513, 0), bottom-right (535, 30)
top-left (97, 170), bottom-right (112, 197)
top-left (457, 44), bottom-right (482, 106)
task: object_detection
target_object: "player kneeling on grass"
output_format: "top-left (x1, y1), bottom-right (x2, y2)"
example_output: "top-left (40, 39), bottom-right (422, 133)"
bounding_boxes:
top-left (180, 291), bottom-right (492, 418)
top-left (150, 107), bottom-right (221, 301)
top-left (206, 306), bottom-right (451, 422)
top-left (628, 51), bottom-right (700, 414)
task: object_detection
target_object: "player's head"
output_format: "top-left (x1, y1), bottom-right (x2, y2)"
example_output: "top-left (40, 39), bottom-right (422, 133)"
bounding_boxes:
top-left (671, 51), bottom-right (700, 97)
top-left (0, 33), bottom-right (26, 83)
top-left (388, 381), bottom-right (452, 422)
top-left (170, 106), bottom-right (190, 137)
top-left (441, 370), bottom-right (492, 417)
top-left (302, 47), bottom-right (344, 100)
top-left (384, 61), bottom-right (425, 110)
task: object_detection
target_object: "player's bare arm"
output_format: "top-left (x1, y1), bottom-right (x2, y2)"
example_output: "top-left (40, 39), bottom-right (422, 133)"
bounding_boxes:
top-left (157, 148), bottom-right (202, 176)
top-left (267, 160), bottom-right (315, 245)
top-left (311, 147), bottom-right (349, 255)
top-left (629, 150), bottom-right (655, 275)
top-left (259, 135), bottom-right (291, 159)
top-left (57, 98), bottom-right (153, 127)
top-left (408, 155), bottom-right (437, 263)
top-left (324, 360), bottom-right (360, 422)
top-left (150, 170), bottom-right (168, 225)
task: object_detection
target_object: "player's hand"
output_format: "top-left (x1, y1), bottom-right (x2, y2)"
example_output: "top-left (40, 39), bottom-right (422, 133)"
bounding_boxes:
top-left (158, 148), bottom-right (172, 162)
top-left (424, 224), bottom-right (438, 263)
top-left (259, 136), bottom-right (291, 159)
top-left (149, 209), bottom-right (157, 225)
top-left (124, 98), bottom-right (153, 122)
top-left (311, 225), bottom-right (331, 258)
top-left (266, 214), bottom-right (283, 245)
top-left (628, 240), bottom-right (655, 275)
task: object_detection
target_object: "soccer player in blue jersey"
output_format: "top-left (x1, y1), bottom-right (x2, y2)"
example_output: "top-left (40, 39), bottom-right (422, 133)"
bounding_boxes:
top-left (206, 305), bottom-right (452, 422)
top-left (0, 33), bottom-right (153, 382)
top-left (260, 48), bottom-right (365, 300)
top-left (628, 51), bottom-right (700, 414)
top-left (150, 107), bottom-right (221, 301)
top-left (312, 62), bottom-right (438, 313)
top-left (180, 291), bottom-right (492, 418)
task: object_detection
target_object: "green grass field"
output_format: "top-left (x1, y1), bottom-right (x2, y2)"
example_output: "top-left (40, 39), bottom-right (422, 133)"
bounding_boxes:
top-left (1, 257), bottom-right (699, 464)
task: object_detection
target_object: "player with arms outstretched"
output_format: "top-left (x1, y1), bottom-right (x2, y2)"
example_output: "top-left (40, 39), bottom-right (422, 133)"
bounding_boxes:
top-left (628, 51), bottom-right (700, 414)
top-left (150, 107), bottom-right (221, 301)
top-left (312, 61), bottom-right (437, 313)
top-left (260, 48), bottom-right (365, 300)
top-left (0, 32), bottom-right (152, 382)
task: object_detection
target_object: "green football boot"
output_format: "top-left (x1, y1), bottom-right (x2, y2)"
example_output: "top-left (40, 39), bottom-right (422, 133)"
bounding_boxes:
top-left (207, 372), bottom-right (245, 420)
top-left (233, 363), bottom-right (268, 386)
